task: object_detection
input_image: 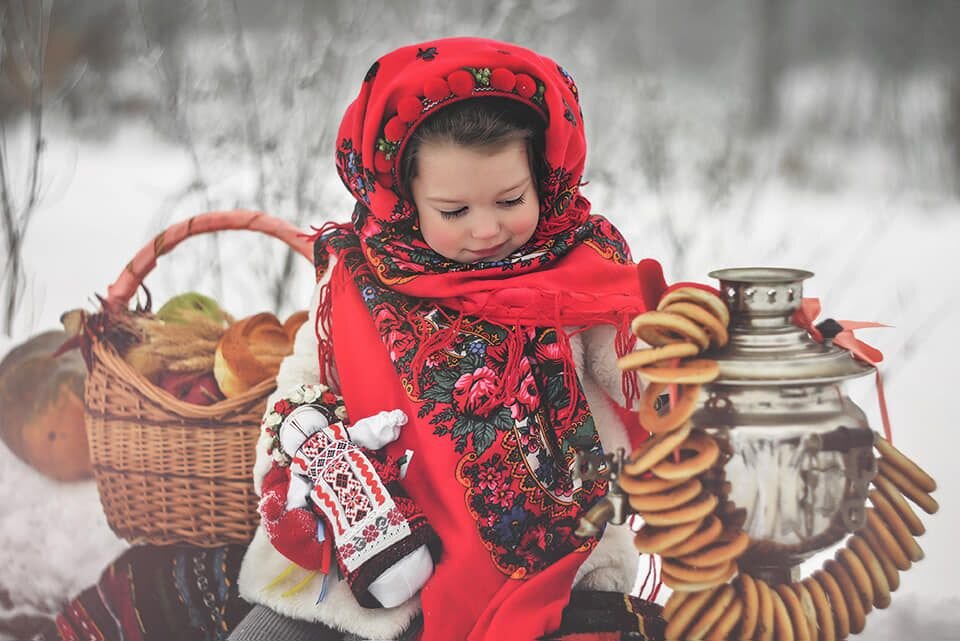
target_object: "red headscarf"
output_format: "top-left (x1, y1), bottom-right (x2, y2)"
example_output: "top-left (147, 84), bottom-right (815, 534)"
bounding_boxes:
top-left (314, 37), bottom-right (666, 641)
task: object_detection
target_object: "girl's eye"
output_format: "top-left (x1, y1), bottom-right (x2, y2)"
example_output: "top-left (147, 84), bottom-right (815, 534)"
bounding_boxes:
top-left (439, 207), bottom-right (468, 219)
top-left (499, 193), bottom-right (526, 207)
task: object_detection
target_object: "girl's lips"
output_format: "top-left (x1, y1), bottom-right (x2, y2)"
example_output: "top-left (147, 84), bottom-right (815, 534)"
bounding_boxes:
top-left (471, 242), bottom-right (507, 258)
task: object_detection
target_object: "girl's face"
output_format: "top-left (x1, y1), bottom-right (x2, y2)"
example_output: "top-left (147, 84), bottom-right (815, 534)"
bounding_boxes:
top-left (411, 139), bottom-right (540, 264)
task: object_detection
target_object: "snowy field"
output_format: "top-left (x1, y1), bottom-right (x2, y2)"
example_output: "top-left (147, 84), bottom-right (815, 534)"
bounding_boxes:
top-left (2, 66), bottom-right (960, 638)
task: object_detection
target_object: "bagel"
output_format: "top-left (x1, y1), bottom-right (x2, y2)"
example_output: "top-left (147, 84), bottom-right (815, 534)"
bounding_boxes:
top-left (661, 301), bottom-right (729, 349)
top-left (637, 382), bottom-right (702, 435)
top-left (836, 547), bottom-right (875, 611)
top-left (755, 578), bottom-right (776, 641)
top-left (775, 583), bottom-right (812, 641)
top-left (873, 473), bottom-right (925, 536)
top-left (790, 583), bottom-right (819, 641)
top-left (860, 527), bottom-right (901, 591)
top-left (800, 576), bottom-right (835, 641)
top-left (632, 518), bottom-right (704, 554)
top-left (848, 534), bottom-right (891, 609)
top-left (662, 560), bottom-right (737, 592)
top-left (877, 459), bottom-right (939, 515)
top-left (737, 572), bottom-right (761, 640)
top-left (661, 558), bottom-right (735, 584)
top-left (869, 489), bottom-right (925, 562)
top-left (686, 584), bottom-right (736, 639)
top-left (661, 590), bottom-right (690, 622)
top-left (768, 587), bottom-right (796, 641)
top-left (622, 420), bottom-right (692, 476)
top-left (631, 310), bottom-right (710, 351)
top-left (641, 491), bottom-right (718, 527)
top-left (677, 530), bottom-right (750, 568)
top-left (637, 358), bottom-right (720, 384)
top-left (617, 471), bottom-right (686, 496)
top-left (628, 477), bottom-right (703, 512)
top-left (705, 592), bottom-right (742, 640)
top-left (657, 286), bottom-right (731, 328)
top-left (659, 514), bottom-right (723, 558)
top-left (617, 341), bottom-right (700, 371)
top-left (664, 587), bottom-right (715, 640)
top-left (650, 432), bottom-right (721, 480)
top-left (812, 569), bottom-right (851, 640)
top-left (865, 508), bottom-right (912, 571)
top-left (874, 436), bottom-right (937, 492)
top-left (824, 559), bottom-right (866, 634)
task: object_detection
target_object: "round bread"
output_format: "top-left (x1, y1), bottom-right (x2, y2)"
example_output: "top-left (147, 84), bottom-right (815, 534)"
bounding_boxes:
top-left (662, 561), bottom-right (737, 592)
top-left (661, 558), bottom-right (734, 583)
top-left (637, 382), bottom-right (702, 435)
top-left (869, 489), bottom-right (925, 562)
top-left (641, 491), bottom-right (718, 527)
top-left (877, 459), bottom-right (939, 515)
top-left (617, 341), bottom-right (700, 371)
top-left (874, 436), bottom-right (937, 493)
top-left (628, 477), bottom-right (703, 512)
top-left (618, 471), bottom-right (686, 496)
top-left (650, 432), bottom-right (720, 480)
top-left (637, 358), bottom-right (720, 384)
top-left (836, 547), bottom-right (874, 613)
top-left (849, 534), bottom-right (891, 609)
top-left (677, 530), bottom-right (750, 568)
top-left (768, 587), bottom-right (796, 641)
top-left (686, 584), bottom-right (736, 639)
top-left (755, 578), bottom-right (776, 641)
top-left (214, 312), bottom-right (293, 398)
top-left (658, 286), bottom-right (731, 328)
top-left (705, 592), bottom-right (743, 640)
top-left (659, 514), bottom-right (723, 558)
top-left (824, 559), bottom-right (866, 634)
top-left (664, 586), bottom-right (716, 639)
top-left (860, 527), bottom-right (900, 591)
top-left (813, 569), bottom-right (850, 640)
top-left (631, 310), bottom-right (710, 351)
top-left (661, 591), bottom-right (690, 622)
top-left (865, 508), bottom-right (912, 571)
top-left (776, 583), bottom-right (812, 641)
top-left (661, 301), bottom-right (729, 349)
top-left (801, 576), bottom-right (835, 641)
top-left (633, 518), bottom-right (704, 554)
top-left (873, 473), bottom-right (925, 536)
top-left (623, 420), bottom-right (692, 476)
top-left (791, 583), bottom-right (819, 641)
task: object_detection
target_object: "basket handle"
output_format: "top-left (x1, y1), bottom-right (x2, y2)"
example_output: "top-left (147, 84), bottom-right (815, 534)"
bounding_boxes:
top-left (105, 209), bottom-right (314, 310)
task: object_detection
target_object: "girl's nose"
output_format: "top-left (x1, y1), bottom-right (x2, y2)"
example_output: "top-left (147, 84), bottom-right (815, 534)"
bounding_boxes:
top-left (471, 210), bottom-right (501, 240)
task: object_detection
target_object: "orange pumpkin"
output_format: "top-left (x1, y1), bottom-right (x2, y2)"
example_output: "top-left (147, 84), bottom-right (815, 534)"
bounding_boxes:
top-left (0, 330), bottom-right (92, 481)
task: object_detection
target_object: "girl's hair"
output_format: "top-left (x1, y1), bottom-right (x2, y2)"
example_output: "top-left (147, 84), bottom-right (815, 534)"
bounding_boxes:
top-left (400, 97), bottom-right (547, 197)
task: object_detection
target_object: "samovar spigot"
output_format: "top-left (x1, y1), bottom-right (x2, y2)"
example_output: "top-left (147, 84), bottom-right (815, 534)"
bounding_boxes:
top-left (573, 448), bottom-right (632, 537)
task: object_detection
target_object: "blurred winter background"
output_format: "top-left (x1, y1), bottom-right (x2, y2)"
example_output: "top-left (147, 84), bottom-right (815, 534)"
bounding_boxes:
top-left (1, 0), bottom-right (959, 638)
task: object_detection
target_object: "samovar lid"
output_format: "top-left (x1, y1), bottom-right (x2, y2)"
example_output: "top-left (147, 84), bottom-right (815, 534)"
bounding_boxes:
top-left (706, 267), bottom-right (874, 385)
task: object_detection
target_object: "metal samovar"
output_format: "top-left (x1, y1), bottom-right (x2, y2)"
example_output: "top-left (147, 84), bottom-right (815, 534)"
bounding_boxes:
top-left (579, 267), bottom-right (879, 586)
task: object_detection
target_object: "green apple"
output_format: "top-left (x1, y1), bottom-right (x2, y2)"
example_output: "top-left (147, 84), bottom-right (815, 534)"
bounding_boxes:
top-left (156, 292), bottom-right (229, 326)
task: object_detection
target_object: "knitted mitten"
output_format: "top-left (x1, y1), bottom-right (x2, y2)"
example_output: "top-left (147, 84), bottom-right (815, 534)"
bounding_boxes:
top-left (258, 463), bottom-right (330, 572)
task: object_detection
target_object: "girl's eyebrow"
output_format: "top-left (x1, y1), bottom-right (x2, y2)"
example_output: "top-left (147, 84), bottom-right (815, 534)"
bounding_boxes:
top-left (426, 178), bottom-right (530, 204)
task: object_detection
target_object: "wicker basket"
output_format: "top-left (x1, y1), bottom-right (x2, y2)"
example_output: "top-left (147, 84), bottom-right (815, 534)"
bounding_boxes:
top-left (83, 210), bottom-right (313, 546)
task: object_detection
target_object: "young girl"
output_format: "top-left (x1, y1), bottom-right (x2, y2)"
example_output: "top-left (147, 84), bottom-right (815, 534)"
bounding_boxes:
top-left (230, 37), bottom-right (673, 641)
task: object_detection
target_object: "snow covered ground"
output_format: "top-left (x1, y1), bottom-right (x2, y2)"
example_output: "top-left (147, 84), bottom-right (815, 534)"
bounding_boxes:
top-left (2, 73), bottom-right (960, 638)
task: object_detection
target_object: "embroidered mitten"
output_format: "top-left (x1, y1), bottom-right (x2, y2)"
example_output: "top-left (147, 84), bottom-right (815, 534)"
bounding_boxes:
top-left (277, 400), bottom-right (436, 608)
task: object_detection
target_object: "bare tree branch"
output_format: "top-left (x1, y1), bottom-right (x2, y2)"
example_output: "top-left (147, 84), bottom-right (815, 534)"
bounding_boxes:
top-left (0, 0), bottom-right (52, 336)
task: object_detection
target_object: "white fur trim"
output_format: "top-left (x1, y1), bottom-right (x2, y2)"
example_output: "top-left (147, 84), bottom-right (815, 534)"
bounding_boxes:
top-left (238, 528), bottom-right (420, 638)
top-left (239, 299), bottom-right (642, 631)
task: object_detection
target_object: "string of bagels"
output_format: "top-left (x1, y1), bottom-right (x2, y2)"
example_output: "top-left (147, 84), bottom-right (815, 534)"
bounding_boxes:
top-left (617, 287), bottom-right (940, 640)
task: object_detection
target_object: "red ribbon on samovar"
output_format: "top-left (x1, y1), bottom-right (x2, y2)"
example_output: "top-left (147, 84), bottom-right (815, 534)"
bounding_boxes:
top-left (792, 298), bottom-right (893, 443)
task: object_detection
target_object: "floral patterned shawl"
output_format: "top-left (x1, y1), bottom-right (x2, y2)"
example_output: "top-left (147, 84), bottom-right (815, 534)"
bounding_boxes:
top-left (312, 37), bottom-right (666, 641)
